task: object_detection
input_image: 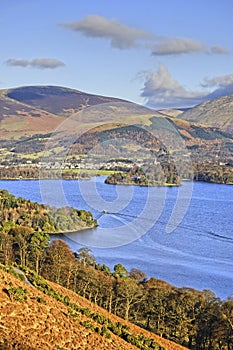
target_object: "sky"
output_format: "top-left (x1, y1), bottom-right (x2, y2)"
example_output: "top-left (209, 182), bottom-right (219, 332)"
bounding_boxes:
top-left (1, 0), bottom-right (233, 109)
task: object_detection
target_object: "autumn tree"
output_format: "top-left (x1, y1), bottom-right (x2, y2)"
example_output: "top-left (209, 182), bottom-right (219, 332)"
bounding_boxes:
top-left (74, 265), bottom-right (96, 298)
top-left (220, 298), bottom-right (233, 349)
top-left (9, 226), bottom-right (34, 267)
top-left (0, 231), bottom-right (13, 264)
top-left (76, 247), bottom-right (96, 267)
top-left (142, 278), bottom-right (172, 337)
top-left (42, 239), bottom-right (76, 285)
top-left (29, 231), bottom-right (49, 274)
top-left (129, 268), bottom-right (147, 283)
top-left (194, 290), bottom-right (222, 350)
top-left (115, 277), bottom-right (145, 321)
top-left (113, 263), bottom-right (128, 278)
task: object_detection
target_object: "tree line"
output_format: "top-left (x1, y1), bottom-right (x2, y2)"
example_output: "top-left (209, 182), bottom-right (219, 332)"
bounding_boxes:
top-left (0, 189), bottom-right (97, 232)
top-left (0, 223), bottom-right (232, 349)
top-left (0, 190), bottom-right (232, 349)
top-left (40, 242), bottom-right (233, 350)
top-left (0, 189), bottom-right (97, 271)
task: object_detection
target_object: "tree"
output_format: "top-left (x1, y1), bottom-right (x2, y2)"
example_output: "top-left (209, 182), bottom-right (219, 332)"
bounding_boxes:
top-left (98, 274), bottom-right (115, 313)
top-left (0, 232), bottom-right (13, 264)
top-left (115, 277), bottom-right (145, 321)
top-left (218, 298), bottom-right (233, 350)
top-left (129, 268), bottom-right (147, 283)
top-left (29, 231), bottom-right (49, 274)
top-left (96, 263), bottom-right (111, 275)
top-left (113, 264), bottom-right (128, 278)
top-left (9, 226), bottom-right (34, 267)
top-left (42, 239), bottom-right (76, 285)
top-left (76, 247), bottom-right (95, 267)
top-left (194, 290), bottom-right (222, 350)
top-left (142, 279), bottom-right (171, 337)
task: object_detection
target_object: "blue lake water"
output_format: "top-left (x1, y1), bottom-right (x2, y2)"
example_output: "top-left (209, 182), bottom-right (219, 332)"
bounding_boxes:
top-left (0, 177), bottom-right (232, 299)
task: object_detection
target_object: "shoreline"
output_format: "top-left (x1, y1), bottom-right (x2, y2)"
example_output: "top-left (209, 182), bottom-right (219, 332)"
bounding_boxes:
top-left (50, 224), bottom-right (98, 236)
top-left (0, 176), bottom-right (232, 185)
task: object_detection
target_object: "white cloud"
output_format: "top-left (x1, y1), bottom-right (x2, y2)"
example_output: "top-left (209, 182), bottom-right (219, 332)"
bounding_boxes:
top-left (202, 74), bottom-right (233, 88)
top-left (5, 58), bottom-right (65, 69)
top-left (201, 73), bottom-right (233, 98)
top-left (30, 58), bottom-right (65, 69)
top-left (210, 45), bottom-right (229, 55)
top-left (60, 15), bottom-right (228, 57)
top-left (140, 64), bottom-right (205, 108)
top-left (5, 59), bottom-right (29, 67)
top-left (140, 65), bottom-right (233, 108)
top-left (151, 37), bottom-right (205, 56)
top-left (60, 14), bottom-right (152, 49)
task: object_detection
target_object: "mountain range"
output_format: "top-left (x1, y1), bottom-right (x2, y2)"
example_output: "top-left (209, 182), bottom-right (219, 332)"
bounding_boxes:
top-left (0, 85), bottom-right (232, 137)
top-left (0, 86), bottom-right (154, 139)
top-left (0, 85), bottom-right (232, 183)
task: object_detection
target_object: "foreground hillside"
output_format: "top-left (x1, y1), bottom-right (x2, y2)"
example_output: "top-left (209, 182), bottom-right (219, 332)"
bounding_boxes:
top-left (0, 265), bottom-right (188, 350)
top-left (0, 221), bottom-right (232, 350)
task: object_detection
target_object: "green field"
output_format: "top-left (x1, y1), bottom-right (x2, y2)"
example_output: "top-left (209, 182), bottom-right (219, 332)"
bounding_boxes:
top-left (61, 168), bottom-right (118, 176)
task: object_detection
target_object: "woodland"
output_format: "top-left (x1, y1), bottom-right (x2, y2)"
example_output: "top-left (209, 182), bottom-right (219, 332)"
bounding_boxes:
top-left (0, 190), bottom-right (232, 349)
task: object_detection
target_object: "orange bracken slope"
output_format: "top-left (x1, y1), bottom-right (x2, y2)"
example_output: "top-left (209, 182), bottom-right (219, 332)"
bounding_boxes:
top-left (0, 268), bottom-right (188, 350)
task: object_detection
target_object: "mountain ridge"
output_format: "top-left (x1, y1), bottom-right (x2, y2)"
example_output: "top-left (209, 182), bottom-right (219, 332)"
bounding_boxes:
top-left (4, 85), bottom-right (134, 117)
top-left (0, 85), bottom-right (232, 184)
top-left (1, 85), bottom-right (233, 131)
top-left (0, 85), bottom-right (154, 139)
top-left (178, 94), bottom-right (233, 132)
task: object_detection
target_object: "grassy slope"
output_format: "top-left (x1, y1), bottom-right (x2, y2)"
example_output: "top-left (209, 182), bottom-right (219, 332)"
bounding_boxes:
top-left (178, 94), bottom-right (233, 132)
top-left (5, 85), bottom-right (128, 117)
top-left (0, 94), bottom-right (65, 140)
top-left (0, 86), bottom-right (154, 140)
top-left (0, 267), bottom-right (188, 350)
top-left (1, 85), bottom-right (232, 144)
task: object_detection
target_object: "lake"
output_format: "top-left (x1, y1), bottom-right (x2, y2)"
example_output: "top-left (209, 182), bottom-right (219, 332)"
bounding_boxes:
top-left (0, 177), bottom-right (232, 300)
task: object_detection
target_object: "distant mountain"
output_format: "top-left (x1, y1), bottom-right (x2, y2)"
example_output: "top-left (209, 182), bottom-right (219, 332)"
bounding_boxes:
top-left (5, 85), bottom-right (129, 117)
top-left (178, 94), bottom-right (233, 132)
top-left (0, 93), bottom-right (66, 139)
top-left (0, 85), bottom-right (154, 139)
top-left (0, 85), bottom-right (232, 184)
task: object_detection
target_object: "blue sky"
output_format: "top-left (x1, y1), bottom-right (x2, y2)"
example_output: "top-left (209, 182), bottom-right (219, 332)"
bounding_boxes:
top-left (1, 0), bottom-right (233, 108)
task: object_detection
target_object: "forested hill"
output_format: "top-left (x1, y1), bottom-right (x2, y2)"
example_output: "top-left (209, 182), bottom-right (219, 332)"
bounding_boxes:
top-left (0, 189), bottom-right (97, 234)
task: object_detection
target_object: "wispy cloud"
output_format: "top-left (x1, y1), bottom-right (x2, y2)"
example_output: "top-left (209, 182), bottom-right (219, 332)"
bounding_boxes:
top-left (59, 14), bottom-right (228, 57)
top-left (30, 58), bottom-right (65, 69)
top-left (60, 14), bottom-right (153, 49)
top-left (151, 39), bottom-right (229, 57)
top-left (5, 59), bottom-right (29, 67)
top-left (151, 37), bottom-right (205, 56)
top-left (209, 45), bottom-right (229, 55)
top-left (5, 58), bottom-right (65, 69)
